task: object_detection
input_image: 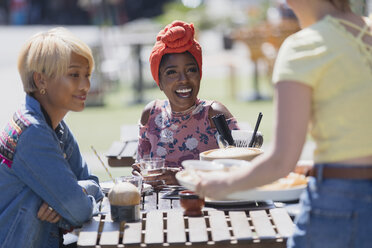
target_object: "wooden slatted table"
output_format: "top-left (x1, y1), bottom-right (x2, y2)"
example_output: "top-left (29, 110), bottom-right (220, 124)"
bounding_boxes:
top-left (77, 208), bottom-right (293, 247)
top-left (77, 192), bottom-right (294, 248)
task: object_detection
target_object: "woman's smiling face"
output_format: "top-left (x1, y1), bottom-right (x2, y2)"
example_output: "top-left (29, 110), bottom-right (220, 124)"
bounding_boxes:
top-left (158, 52), bottom-right (201, 112)
top-left (44, 52), bottom-right (91, 114)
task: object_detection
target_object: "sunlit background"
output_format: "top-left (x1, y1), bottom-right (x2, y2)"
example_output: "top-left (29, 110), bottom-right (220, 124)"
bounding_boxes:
top-left (0, 0), bottom-right (371, 180)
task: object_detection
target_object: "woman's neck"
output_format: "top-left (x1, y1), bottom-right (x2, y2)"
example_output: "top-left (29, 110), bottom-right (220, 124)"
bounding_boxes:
top-left (33, 94), bottom-right (66, 130)
top-left (298, 1), bottom-right (350, 28)
top-left (170, 103), bottom-right (197, 116)
top-left (42, 106), bottom-right (66, 130)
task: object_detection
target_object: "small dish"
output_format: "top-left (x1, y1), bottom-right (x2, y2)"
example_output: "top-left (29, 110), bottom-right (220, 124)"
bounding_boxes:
top-left (212, 159), bottom-right (252, 168)
top-left (181, 160), bottom-right (223, 171)
top-left (200, 147), bottom-right (263, 161)
top-left (179, 190), bottom-right (204, 217)
top-left (175, 171), bottom-right (197, 191)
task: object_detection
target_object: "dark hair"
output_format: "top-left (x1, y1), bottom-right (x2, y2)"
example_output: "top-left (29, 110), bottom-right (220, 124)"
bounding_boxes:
top-left (328, 0), bottom-right (351, 12)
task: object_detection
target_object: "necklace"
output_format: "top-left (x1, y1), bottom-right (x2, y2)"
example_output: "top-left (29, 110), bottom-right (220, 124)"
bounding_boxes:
top-left (171, 104), bottom-right (197, 116)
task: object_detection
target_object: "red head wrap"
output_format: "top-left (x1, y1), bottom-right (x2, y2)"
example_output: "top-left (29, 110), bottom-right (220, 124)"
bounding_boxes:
top-left (149, 20), bottom-right (202, 85)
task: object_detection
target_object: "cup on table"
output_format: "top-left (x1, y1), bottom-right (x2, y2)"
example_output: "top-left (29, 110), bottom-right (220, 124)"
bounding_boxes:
top-left (179, 190), bottom-right (205, 217)
top-left (108, 178), bottom-right (142, 222)
top-left (139, 157), bottom-right (165, 176)
top-left (139, 157), bottom-right (166, 191)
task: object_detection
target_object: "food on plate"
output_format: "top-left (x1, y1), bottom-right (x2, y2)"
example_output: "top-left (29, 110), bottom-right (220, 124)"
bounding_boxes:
top-left (200, 147), bottom-right (263, 161)
top-left (258, 172), bottom-right (308, 190)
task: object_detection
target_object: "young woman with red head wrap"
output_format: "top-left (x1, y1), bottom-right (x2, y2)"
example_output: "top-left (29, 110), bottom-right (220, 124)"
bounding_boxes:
top-left (135, 21), bottom-right (240, 183)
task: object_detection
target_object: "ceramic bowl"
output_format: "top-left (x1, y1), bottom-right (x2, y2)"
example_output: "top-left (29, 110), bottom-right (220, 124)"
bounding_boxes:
top-left (179, 190), bottom-right (204, 217)
top-left (199, 147), bottom-right (263, 162)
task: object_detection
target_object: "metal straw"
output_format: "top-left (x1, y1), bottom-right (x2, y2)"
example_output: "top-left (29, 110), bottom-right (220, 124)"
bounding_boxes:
top-left (91, 146), bottom-right (115, 182)
top-left (248, 112), bottom-right (263, 147)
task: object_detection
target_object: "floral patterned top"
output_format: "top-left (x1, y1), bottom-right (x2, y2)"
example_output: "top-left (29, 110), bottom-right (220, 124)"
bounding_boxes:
top-left (138, 99), bottom-right (239, 167)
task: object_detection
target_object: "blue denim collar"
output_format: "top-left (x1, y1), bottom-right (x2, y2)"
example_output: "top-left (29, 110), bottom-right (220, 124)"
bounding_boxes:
top-left (25, 94), bottom-right (63, 135)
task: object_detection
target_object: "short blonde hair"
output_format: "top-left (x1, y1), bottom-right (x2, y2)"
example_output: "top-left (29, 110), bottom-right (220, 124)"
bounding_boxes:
top-left (18, 27), bottom-right (95, 94)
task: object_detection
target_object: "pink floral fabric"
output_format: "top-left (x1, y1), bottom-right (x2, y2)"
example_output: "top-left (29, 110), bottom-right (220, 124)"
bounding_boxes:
top-left (138, 99), bottom-right (239, 167)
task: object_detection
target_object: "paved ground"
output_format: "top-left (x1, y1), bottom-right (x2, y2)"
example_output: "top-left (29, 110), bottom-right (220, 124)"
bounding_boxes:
top-left (0, 26), bottom-right (314, 176)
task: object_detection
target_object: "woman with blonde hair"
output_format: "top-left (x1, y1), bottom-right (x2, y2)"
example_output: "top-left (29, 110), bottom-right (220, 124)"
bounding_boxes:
top-left (0, 27), bottom-right (103, 247)
top-left (196, 0), bottom-right (372, 247)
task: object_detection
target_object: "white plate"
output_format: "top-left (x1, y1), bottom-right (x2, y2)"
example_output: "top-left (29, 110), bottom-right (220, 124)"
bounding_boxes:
top-left (175, 171), bottom-right (197, 191)
top-left (205, 198), bottom-right (255, 206)
top-left (212, 159), bottom-right (252, 168)
top-left (226, 185), bottom-right (306, 202)
top-left (181, 160), bottom-right (223, 171)
top-left (176, 171), bottom-right (306, 202)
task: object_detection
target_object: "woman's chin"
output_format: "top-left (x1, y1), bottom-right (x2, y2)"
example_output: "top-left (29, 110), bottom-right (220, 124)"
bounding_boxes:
top-left (71, 104), bottom-right (86, 112)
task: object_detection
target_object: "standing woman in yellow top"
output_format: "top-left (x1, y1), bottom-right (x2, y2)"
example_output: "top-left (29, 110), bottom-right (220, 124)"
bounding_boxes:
top-left (196, 0), bottom-right (372, 247)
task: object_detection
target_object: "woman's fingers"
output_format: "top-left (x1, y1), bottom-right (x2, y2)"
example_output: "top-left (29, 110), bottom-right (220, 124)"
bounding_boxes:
top-left (131, 163), bottom-right (141, 172)
top-left (143, 168), bottom-right (180, 185)
top-left (37, 202), bottom-right (49, 220)
top-left (194, 171), bottom-right (230, 200)
top-left (194, 178), bottom-right (204, 198)
top-left (48, 212), bottom-right (61, 223)
top-left (37, 202), bottom-right (60, 223)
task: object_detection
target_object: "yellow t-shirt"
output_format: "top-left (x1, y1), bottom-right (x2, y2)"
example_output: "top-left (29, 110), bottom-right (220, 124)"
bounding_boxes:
top-left (272, 15), bottom-right (372, 163)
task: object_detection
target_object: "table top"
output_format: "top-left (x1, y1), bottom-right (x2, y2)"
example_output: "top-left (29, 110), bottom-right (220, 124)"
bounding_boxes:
top-left (77, 191), bottom-right (294, 248)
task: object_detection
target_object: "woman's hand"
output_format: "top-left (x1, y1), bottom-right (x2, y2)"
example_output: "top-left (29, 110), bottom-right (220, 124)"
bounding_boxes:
top-left (195, 171), bottom-right (234, 200)
top-left (37, 202), bottom-right (61, 223)
top-left (143, 168), bottom-right (180, 186)
top-left (132, 162), bottom-right (180, 186)
top-left (131, 163), bottom-right (141, 174)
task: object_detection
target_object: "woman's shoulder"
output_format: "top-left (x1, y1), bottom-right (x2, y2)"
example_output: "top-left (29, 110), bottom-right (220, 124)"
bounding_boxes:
top-left (140, 99), bottom-right (168, 126)
top-left (283, 25), bottom-right (327, 50)
top-left (277, 19), bottom-right (335, 65)
top-left (8, 108), bottom-right (45, 134)
top-left (286, 16), bottom-right (350, 48)
top-left (207, 100), bottom-right (233, 119)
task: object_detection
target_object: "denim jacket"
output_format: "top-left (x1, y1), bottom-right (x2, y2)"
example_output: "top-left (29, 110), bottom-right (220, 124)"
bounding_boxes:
top-left (0, 95), bottom-right (104, 248)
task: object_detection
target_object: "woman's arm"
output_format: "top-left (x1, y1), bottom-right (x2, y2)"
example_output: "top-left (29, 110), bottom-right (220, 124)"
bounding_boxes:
top-left (196, 81), bottom-right (312, 199)
top-left (140, 100), bottom-right (155, 126)
top-left (13, 126), bottom-right (99, 227)
top-left (137, 101), bottom-right (155, 160)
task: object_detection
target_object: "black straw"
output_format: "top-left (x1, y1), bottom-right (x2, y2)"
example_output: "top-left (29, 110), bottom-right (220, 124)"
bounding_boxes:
top-left (248, 112), bottom-right (263, 147)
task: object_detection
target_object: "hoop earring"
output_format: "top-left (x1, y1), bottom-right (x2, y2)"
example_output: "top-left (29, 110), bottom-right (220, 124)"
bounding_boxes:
top-left (40, 88), bottom-right (46, 95)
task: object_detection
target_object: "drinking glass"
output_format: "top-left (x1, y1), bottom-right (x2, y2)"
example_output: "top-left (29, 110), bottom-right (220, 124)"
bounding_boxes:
top-left (139, 157), bottom-right (165, 176)
top-left (139, 157), bottom-right (166, 192)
